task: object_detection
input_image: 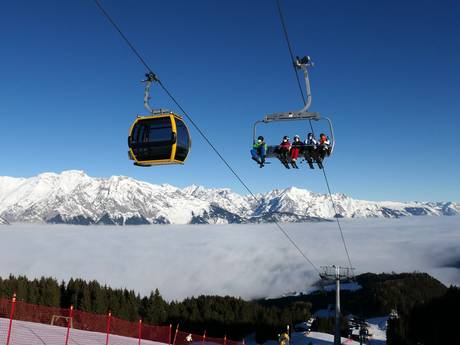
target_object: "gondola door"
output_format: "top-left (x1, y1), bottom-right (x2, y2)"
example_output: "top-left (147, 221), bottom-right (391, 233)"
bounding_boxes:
top-left (129, 115), bottom-right (176, 166)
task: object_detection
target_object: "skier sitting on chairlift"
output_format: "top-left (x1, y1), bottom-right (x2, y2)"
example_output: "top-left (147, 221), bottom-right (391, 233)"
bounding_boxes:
top-left (305, 132), bottom-right (317, 147)
top-left (304, 133), bottom-right (317, 169)
top-left (251, 135), bottom-right (267, 168)
top-left (290, 135), bottom-right (302, 169)
top-left (317, 133), bottom-right (331, 159)
top-left (278, 136), bottom-right (291, 169)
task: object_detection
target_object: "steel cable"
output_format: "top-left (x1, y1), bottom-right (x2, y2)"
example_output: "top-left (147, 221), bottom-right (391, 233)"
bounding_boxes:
top-left (93, 0), bottom-right (321, 275)
top-left (276, 0), bottom-right (354, 273)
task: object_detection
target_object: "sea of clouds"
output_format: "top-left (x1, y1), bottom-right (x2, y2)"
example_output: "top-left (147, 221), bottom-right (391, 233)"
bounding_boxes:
top-left (1, 216), bottom-right (459, 301)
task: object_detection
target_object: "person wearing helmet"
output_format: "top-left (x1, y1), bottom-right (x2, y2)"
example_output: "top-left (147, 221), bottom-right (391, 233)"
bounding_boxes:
top-left (304, 133), bottom-right (317, 169)
top-left (290, 135), bottom-right (302, 169)
top-left (278, 135), bottom-right (291, 169)
top-left (305, 132), bottom-right (317, 147)
top-left (317, 133), bottom-right (331, 160)
top-left (279, 135), bottom-right (291, 151)
top-left (251, 135), bottom-right (267, 167)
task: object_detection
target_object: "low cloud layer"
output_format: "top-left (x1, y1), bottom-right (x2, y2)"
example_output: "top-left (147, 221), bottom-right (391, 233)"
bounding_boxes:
top-left (1, 217), bottom-right (459, 300)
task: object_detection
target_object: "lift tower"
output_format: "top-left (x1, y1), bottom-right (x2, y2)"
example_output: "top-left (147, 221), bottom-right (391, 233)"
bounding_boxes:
top-left (320, 265), bottom-right (355, 345)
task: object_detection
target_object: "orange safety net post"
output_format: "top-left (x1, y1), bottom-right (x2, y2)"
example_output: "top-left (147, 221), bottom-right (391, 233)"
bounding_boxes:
top-left (64, 305), bottom-right (74, 345)
top-left (105, 311), bottom-right (112, 345)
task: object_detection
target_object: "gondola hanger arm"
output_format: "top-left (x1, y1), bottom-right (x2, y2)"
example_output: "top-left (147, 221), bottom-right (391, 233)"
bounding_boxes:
top-left (142, 72), bottom-right (159, 114)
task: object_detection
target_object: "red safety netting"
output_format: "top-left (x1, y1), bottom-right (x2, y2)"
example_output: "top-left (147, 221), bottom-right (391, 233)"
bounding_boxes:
top-left (0, 298), bottom-right (10, 318)
top-left (13, 299), bottom-right (71, 325)
top-left (204, 335), bottom-right (226, 345)
top-left (227, 339), bottom-right (242, 345)
top-left (143, 323), bottom-right (171, 343)
top-left (73, 308), bottom-right (108, 333)
top-left (0, 296), bottom-right (242, 345)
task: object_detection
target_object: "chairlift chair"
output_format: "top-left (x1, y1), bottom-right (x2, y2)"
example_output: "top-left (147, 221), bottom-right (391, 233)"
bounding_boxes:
top-left (252, 56), bottom-right (335, 168)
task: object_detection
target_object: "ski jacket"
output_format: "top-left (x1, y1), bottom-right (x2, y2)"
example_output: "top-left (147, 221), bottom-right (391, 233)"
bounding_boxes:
top-left (253, 141), bottom-right (267, 151)
top-left (305, 137), bottom-right (317, 146)
top-left (279, 140), bottom-right (291, 151)
top-left (292, 139), bottom-right (303, 148)
top-left (319, 136), bottom-right (330, 146)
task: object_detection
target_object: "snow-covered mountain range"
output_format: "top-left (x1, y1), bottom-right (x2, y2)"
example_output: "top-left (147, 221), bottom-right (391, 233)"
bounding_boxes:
top-left (0, 171), bottom-right (458, 225)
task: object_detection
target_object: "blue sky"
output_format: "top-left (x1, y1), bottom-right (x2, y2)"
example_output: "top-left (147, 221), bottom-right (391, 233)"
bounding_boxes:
top-left (0, 0), bottom-right (459, 202)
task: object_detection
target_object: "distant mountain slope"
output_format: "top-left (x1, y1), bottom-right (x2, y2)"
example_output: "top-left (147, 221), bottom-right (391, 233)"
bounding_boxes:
top-left (0, 171), bottom-right (458, 225)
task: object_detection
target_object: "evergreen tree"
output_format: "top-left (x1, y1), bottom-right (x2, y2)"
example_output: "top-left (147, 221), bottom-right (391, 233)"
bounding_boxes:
top-left (27, 279), bottom-right (40, 304)
top-left (89, 280), bottom-right (108, 313)
top-left (78, 281), bottom-right (92, 311)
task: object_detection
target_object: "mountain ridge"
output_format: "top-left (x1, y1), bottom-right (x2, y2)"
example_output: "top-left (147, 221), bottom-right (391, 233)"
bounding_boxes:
top-left (0, 170), bottom-right (458, 225)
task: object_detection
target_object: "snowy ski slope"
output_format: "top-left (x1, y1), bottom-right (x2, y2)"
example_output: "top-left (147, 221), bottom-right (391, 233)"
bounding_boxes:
top-left (0, 317), bottom-right (162, 345)
top-left (1, 317), bottom-right (385, 345)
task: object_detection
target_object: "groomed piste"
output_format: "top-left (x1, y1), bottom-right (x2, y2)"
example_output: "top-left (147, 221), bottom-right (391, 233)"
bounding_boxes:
top-left (0, 317), bottom-right (372, 345)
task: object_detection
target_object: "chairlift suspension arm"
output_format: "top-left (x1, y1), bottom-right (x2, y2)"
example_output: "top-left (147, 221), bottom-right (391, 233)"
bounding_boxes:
top-left (300, 64), bottom-right (312, 112)
top-left (295, 57), bottom-right (313, 112)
